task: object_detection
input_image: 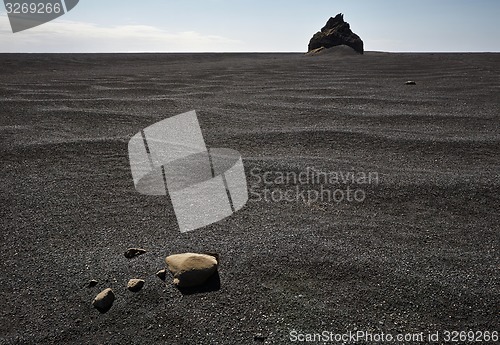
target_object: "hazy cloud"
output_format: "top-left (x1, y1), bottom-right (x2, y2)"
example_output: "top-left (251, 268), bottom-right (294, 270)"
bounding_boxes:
top-left (0, 14), bottom-right (242, 52)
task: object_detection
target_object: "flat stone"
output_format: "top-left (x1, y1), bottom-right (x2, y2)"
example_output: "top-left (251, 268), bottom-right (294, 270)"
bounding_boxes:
top-left (92, 288), bottom-right (115, 313)
top-left (124, 248), bottom-right (146, 258)
top-left (405, 80), bottom-right (416, 85)
top-left (165, 253), bottom-right (218, 288)
top-left (127, 279), bottom-right (145, 292)
top-left (87, 279), bottom-right (98, 288)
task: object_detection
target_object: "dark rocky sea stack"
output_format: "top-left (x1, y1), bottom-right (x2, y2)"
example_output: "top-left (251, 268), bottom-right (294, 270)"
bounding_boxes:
top-left (308, 13), bottom-right (364, 54)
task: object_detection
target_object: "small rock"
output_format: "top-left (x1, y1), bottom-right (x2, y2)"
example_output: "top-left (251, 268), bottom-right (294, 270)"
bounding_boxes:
top-left (156, 269), bottom-right (167, 281)
top-left (87, 280), bottom-right (98, 288)
top-left (405, 80), bottom-right (416, 85)
top-left (124, 248), bottom-right (146, 258)
top-left (165, 253), bottom-right (218, 288)
top-left (92, 288), bottom-right (115, 313)
top-left (127, 279), bottom-right (145, 292)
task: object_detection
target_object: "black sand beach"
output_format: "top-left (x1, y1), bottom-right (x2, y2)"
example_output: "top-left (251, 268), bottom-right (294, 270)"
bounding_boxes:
top-left (1, 52), bottom-right (499, 344)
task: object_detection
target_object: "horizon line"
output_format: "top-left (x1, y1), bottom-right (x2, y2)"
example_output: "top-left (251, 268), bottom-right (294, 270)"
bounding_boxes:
top-left (1, 50), bottom-right (499, 54)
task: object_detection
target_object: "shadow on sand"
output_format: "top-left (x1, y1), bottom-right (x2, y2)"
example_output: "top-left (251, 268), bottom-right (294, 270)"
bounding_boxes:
top-left (176, 271), bottom-right (221, 295)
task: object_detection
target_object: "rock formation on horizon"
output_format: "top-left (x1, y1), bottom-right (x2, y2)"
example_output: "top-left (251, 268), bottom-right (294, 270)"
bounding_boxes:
top-left (308, 14), bottom-right (364, 54)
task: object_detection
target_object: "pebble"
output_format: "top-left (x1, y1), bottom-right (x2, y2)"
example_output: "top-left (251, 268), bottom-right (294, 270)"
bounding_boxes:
top-left (156, 269), bottom-right (167, 281)
top-left (124, 248), bottom-right (146, 258)
top-left (254, 333), bottom-right (267, 342)
top-left (127, 279), bottom-right (145, 292)
top-left (92, 288), bottom-right (115, 313)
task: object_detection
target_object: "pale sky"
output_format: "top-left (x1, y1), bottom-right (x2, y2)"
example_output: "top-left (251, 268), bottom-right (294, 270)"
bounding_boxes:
top-left (1, 0), bottom-right (499, 53)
